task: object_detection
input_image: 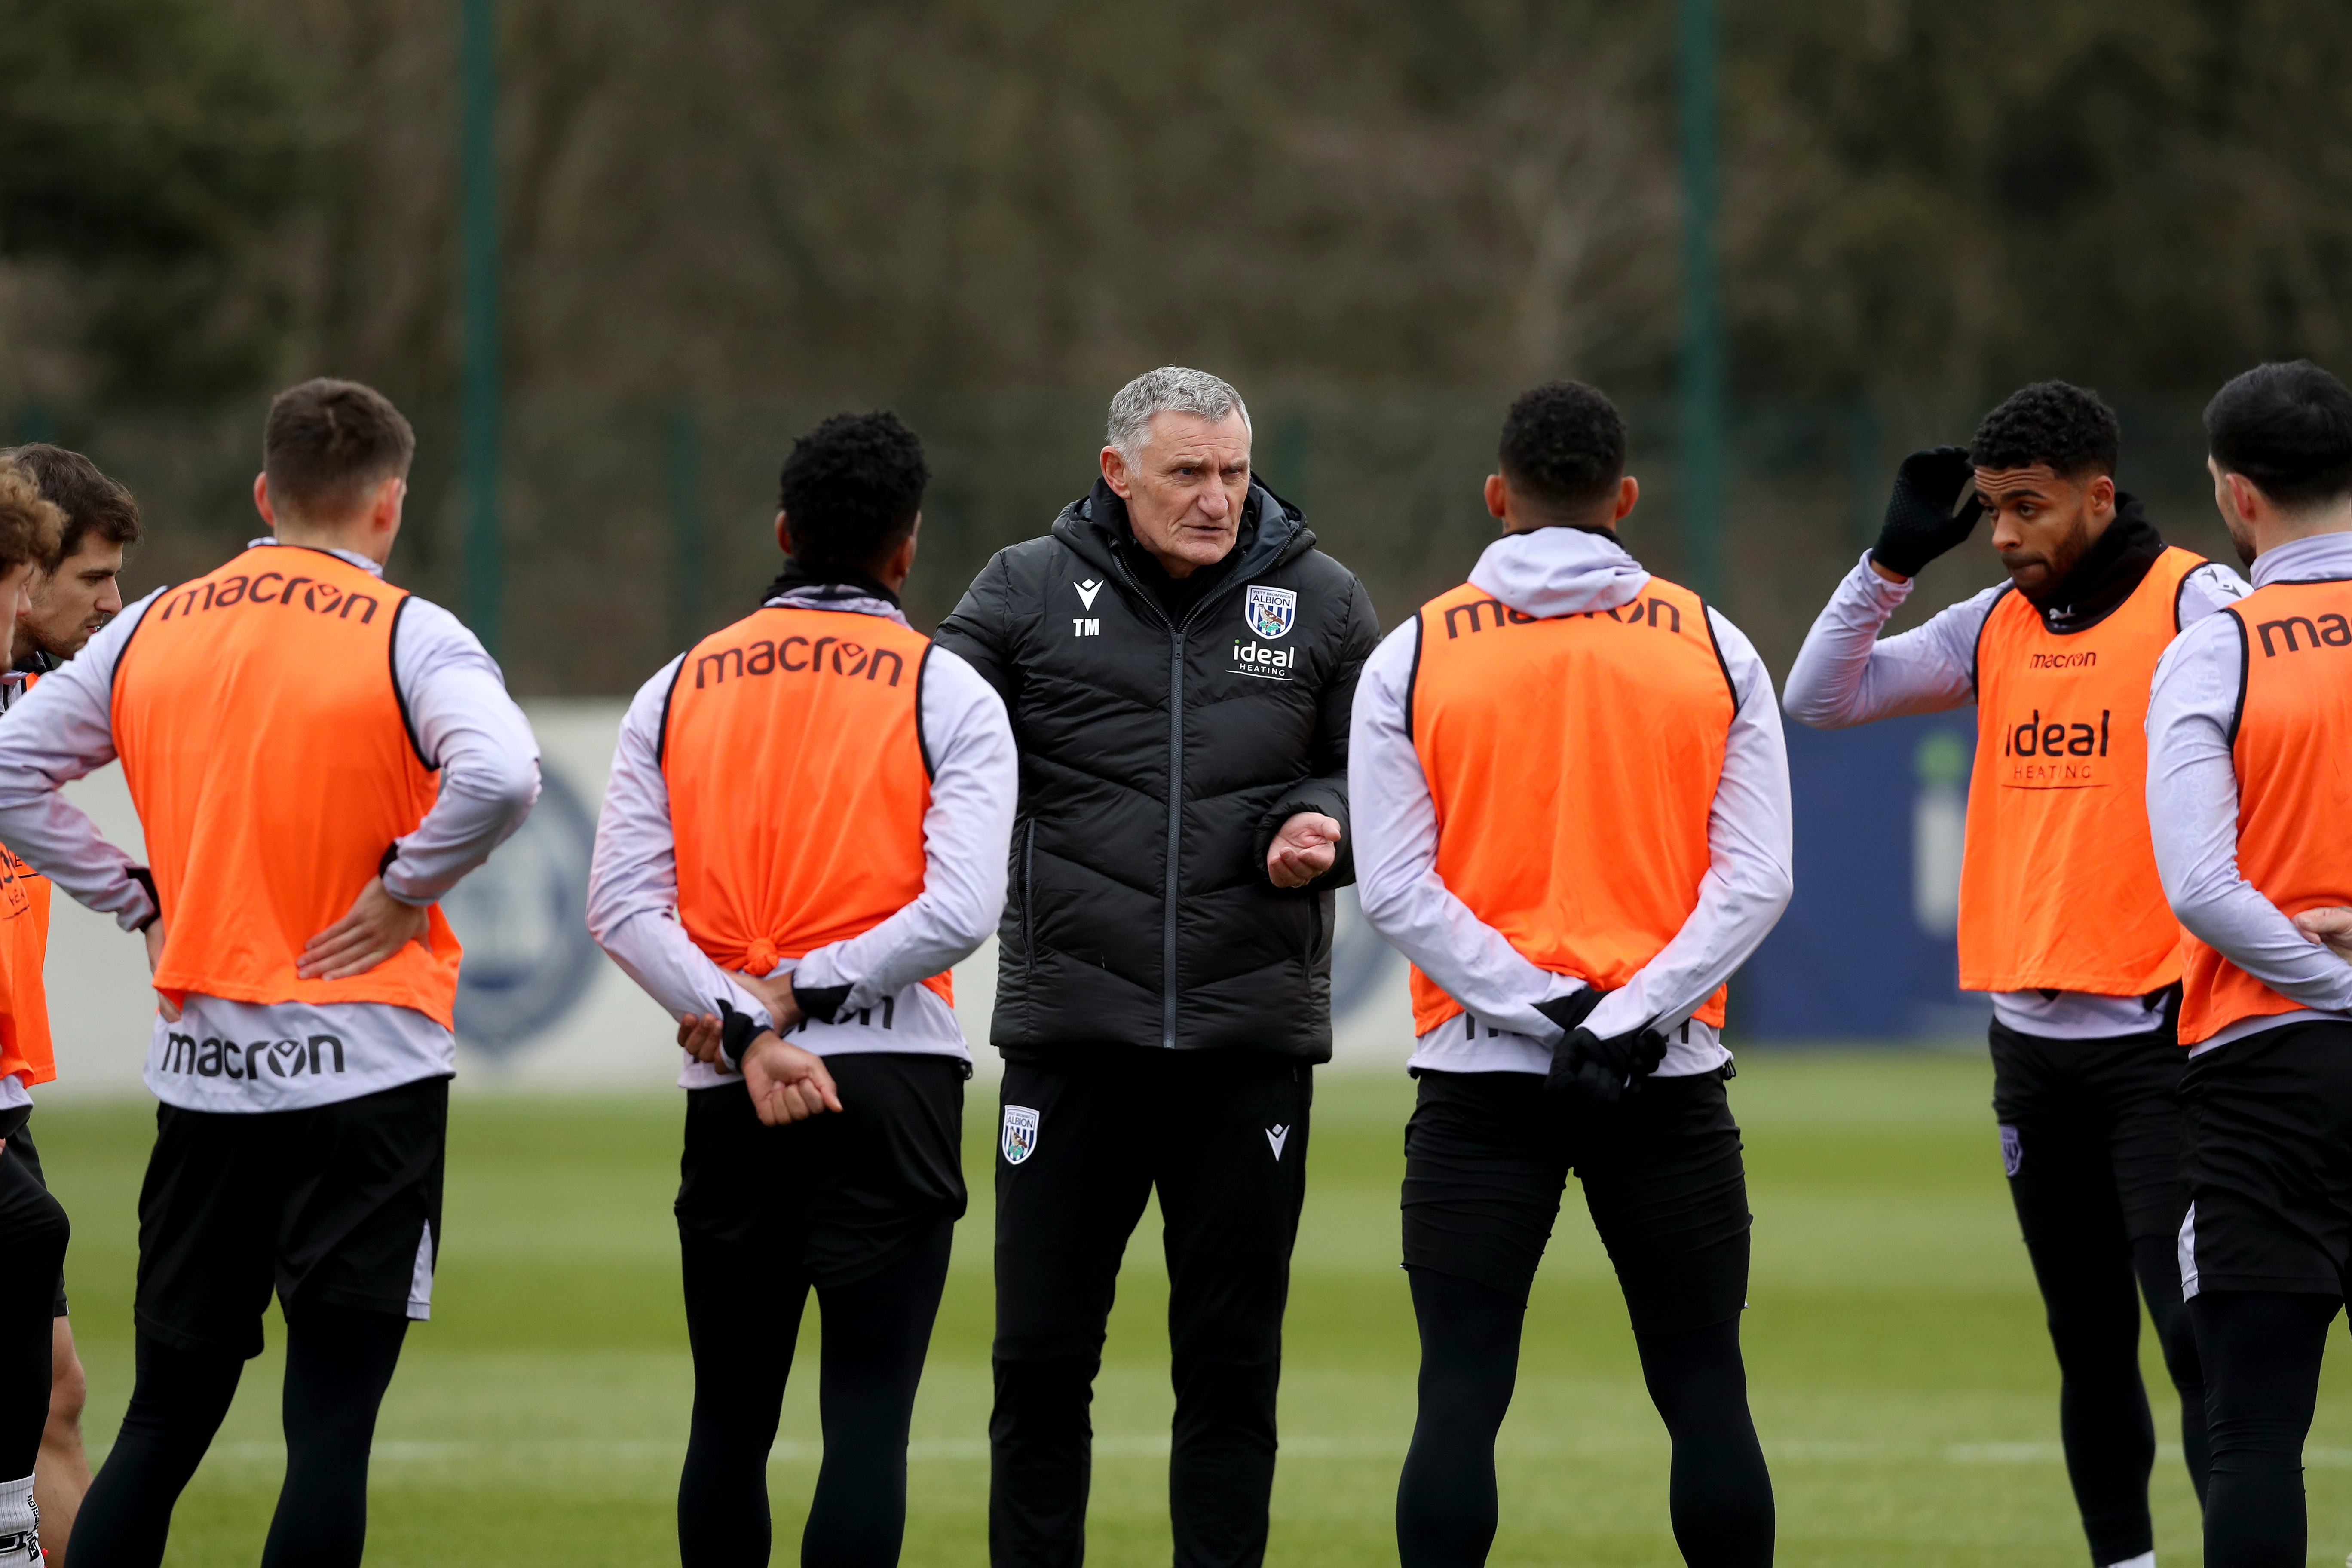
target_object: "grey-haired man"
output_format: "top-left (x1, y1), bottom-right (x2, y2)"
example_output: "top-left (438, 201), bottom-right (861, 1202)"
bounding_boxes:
top-left (935, 367), bottom-right (1379, 1568)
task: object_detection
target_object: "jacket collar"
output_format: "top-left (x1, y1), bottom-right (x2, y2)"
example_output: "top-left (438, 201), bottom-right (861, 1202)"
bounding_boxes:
top-left (1052, 477), bottom-right (1311, 597)
top-left (2026, 493), bottom-right (2164, 633)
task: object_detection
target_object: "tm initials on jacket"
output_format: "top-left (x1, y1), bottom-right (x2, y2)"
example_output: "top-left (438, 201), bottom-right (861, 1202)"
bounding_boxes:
top-left (933, 481), bottom-right (1381, 1060)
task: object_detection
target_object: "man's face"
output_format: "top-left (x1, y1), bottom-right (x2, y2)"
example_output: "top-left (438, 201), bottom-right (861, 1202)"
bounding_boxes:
top-left (1102, 410), bottom-right (1252, 577)
top-left (1979, 465), bottom-right (2114, 600)
top-left (2208, 457), bottom-right (2260, 567)
top-left (18, 538), bottom-right (124, 662)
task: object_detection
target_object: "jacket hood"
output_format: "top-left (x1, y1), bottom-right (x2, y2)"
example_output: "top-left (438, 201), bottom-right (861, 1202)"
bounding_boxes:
top-left (1053, 479), bottom-right (1314, 587)
top-left (1467, 526), bottom-right (1650, 618)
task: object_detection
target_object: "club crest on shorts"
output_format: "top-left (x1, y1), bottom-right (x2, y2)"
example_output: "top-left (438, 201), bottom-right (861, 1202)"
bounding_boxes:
top-left (1998, 1122), bottom-right (2021, 1178)
top-left (1244, 585), bottom-right (1297, 640)
top-left (1002, 1104), bottom-right (1040, 1165)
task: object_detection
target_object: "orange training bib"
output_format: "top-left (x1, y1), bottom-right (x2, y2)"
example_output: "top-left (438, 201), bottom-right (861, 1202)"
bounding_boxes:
top-left (1958, 547), bottom-right (2203, 996)
top-left (112, 547), bottom-right (461, 1026)
top-left (662, 606), bottom-right (949, 1006)
top-left (1406, 574), bottom-right (1736, 1036)
top-left (2179, 579), bottom-right (2352, 1044)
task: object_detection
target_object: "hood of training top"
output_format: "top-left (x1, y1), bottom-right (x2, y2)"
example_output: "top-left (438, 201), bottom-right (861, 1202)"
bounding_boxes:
top-left (932, 480), bottom-right (1379, 1061)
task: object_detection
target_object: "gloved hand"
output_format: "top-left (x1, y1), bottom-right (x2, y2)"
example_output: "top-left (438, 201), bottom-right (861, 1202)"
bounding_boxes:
top-left (1870, 445), bottom-right (1984, 579)
top-left (1537, 988), bottom-right (1667, 1107)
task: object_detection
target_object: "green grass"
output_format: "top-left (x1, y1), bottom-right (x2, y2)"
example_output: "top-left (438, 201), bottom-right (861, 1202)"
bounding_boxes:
top-left (29, 1051), bottom-right (2352, 1565)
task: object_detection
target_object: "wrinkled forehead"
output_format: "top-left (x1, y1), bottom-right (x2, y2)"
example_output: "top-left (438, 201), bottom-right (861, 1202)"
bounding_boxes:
top-left (1144, 409), bottom-right (1252, 465)
top-left (1972, 462), bottom-right (2071, 502)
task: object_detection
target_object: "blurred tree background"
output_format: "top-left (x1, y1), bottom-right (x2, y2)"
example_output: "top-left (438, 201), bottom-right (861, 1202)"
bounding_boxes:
top-left (5, 0), bottom-right (2351, 690)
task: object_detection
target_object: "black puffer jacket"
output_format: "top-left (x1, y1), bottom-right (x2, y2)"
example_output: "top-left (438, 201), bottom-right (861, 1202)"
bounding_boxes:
top-left (934, 481), bottom-right (1379, 1061)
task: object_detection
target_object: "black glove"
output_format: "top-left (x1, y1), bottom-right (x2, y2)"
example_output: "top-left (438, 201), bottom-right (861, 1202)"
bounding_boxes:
top-left (1869, 445), bottom-right (1984, 579)
top-left (1537, 989), bottom-right (1667, 1107)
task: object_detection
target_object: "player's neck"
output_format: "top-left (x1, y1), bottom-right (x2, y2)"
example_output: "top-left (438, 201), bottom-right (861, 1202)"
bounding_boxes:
top-left (269, 520), bottom-right (395, 567)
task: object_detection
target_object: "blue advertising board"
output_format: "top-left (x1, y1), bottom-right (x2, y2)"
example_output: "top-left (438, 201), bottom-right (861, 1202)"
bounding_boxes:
top-left (1740, 711), bottom-right (1991, 1042)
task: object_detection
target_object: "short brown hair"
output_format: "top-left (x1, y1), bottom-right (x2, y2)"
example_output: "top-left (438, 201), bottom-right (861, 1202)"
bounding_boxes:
top-left (0, 444), bottom-right (140, 569)
top-left (0, 464), bottom-right (66, 576)
top-left (263, 378), bottom-right (416, 519)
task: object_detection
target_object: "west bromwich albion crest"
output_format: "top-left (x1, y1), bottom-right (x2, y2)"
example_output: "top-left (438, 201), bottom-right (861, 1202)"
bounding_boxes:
top-left (1244, 585), bottom-right (1297, 640)
top-left (1002, 1104), bottom-right (1040, 1165)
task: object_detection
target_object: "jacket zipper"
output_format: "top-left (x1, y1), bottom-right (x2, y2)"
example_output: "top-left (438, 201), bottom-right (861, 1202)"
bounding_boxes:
top-left (1101, 536), bottom-right (1286, 1051)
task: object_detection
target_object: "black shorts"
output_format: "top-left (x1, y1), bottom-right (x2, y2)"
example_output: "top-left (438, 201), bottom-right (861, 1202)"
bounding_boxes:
top-left (675, 1052), bottom-right (968, 1291)
top-left (1989, 1016), bottom-right (2187, 1243)
top-left (135, 1076), bottom-right (448, 1358)
top-left (8, 1123), bottom-right (66, 1319)
top-left (2179, 1020), bottom-right (2352, 1298)
top-left (1400, 1067), bottom-right (1751, 1335)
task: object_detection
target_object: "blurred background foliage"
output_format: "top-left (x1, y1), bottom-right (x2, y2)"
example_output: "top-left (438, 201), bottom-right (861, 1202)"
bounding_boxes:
top-left (5, 0), bottom-right (2351, 689)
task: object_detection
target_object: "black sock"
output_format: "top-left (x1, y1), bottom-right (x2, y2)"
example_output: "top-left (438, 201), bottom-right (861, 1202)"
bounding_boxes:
top-left (0, 1151), bottom-right (67, 1482)
top-left (1395, 1267), bottom-right (1522, 1568)
top-left (68, 1333), bottom-right (245, 1568)
top-left (1635, 1317), bottom-right (1775, 1568)
top-left (802, 1227), bottom-right (952, 1568)
top-left (257, 1304), bottom-right (409, 1568)
top-left (2130, 1233), bottom-right (2210, 1507)
top-left (2195, 1289), bottom-right (2337, 1568)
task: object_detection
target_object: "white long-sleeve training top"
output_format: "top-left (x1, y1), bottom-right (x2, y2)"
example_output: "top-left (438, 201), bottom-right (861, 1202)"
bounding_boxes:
top-left (587, 585), bottom-right (1017, 1086)
top-left (0, 540), bottom-right (542, 1112)
top-left (2147, 530), bottom-right (2352, 1055)
top-left (1351, 526), bottom-right (1795, 1079)
top-left (1784, 547), bottom-right (2246, 1038)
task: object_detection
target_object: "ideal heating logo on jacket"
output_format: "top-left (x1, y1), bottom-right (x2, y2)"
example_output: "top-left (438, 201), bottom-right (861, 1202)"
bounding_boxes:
top-left (160, 1031), bottom-right (347, 1080)
top-left (2001, 707), bottom-right (2113, 787)
top-left (694, 635), bottom-right (905, 689)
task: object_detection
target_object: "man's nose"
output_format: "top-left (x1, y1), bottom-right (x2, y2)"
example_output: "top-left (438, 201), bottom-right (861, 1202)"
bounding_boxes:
top-left (1990, 511), bottom-right (2022, 550)
top-left (98, 581), bottom-right (122, 615)
top-left (1198, 488), bottom-right (1231, 520)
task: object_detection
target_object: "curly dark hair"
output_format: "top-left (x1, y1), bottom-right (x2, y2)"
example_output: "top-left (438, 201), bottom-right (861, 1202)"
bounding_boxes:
top-left (1969, 381), bottom-right (2120, 477)
top-left (1498, 380), bottom-right (1626, 519)
top-left (2205, 361), bottom-right (2352, 508)
top-left (777, 411), bottom-right (930, 570)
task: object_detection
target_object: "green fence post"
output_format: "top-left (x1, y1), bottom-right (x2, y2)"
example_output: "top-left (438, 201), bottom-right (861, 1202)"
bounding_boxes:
top-left (1678, 0), bottom-right (1725, 600)
top-left (662, 401), bottom-right (709, 651)
top-left (459, 0), bottom-right (503, 658)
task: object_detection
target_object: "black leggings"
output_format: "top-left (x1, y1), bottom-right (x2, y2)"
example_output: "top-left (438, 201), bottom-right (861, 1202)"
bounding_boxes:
top-left (2193, 1289), bottom-right (2342, 1568)
top-left (1395, 1268), bottom-right (1772, 1568)
top-left (679, 1225), bottom-right (952, 1568)
top-left (0, 1146), bottom-right (67, 1482)
top-left (70, 1305), bottom-right (408, 1568)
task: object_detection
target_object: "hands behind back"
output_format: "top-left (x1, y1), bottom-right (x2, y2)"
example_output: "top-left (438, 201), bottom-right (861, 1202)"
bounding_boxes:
top-left (674, 967), bottom-right (835, 1126)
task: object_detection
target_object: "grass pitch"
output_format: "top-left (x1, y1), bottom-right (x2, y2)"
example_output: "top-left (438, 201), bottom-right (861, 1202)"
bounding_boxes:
top-left (30, 1050), bottom-right (2352, 1566)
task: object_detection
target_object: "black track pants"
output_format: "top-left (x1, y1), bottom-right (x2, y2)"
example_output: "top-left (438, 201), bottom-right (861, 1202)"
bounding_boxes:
top-left (2191, 1289), bottom-right (2340, 1568)
top-left (679, 1222), bottom-right (953, 1568)
top-left (1395, 1268), bottom-right (1771, 1568)
top-left (1992, 1020), bottom-right (2207, 1564)
top-left (0, 1142), bottom-right (65, 1482)
top-left (989, 1052), bottom-right (1312, 1568)
top-left (73, 1305), bottom-right (407, 1568)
